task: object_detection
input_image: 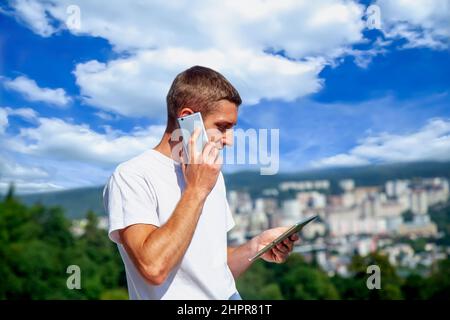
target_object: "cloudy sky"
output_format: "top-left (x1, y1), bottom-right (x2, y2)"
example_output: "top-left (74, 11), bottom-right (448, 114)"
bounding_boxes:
top-left (0, 0), bottom-right (449, 194)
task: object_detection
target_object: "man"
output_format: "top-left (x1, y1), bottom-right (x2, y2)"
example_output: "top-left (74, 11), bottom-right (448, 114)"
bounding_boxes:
top-left (103, 65), bottom-right (299, 300)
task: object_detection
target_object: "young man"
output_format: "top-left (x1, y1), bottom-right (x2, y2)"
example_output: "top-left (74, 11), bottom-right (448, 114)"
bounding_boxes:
top-left (103, 66), bottom-right (299, 300)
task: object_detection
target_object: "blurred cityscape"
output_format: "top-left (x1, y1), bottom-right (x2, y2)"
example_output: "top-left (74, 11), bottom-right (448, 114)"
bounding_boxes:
top-left (226, 177), bottom-right (450, 277)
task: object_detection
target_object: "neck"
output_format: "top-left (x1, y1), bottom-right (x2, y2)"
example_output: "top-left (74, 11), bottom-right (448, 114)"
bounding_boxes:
top-left (153, 130), bottom-right (182, 162)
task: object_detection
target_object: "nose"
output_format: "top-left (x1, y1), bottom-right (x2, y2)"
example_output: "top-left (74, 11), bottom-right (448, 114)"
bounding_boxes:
top-left (224, 129), bottom-right (233, 147)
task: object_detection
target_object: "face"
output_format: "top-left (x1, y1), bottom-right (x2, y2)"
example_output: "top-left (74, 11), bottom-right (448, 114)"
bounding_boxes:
top-left (178, 100), bottom-right (238, 149)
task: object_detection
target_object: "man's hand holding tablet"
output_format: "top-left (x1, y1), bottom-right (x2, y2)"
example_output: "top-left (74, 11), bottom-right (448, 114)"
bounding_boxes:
top-left (249, 215), bottom-right (318, 263)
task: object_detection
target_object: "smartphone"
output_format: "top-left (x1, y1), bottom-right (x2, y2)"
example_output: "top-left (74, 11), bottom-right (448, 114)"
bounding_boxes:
top-left (177, 112), bottom-right (209, 162)
top-left (248, 215), bottom-right (318, 262)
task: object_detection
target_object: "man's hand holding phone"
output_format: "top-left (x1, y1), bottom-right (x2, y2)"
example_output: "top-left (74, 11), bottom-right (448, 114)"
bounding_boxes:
top-left (248, 215), bottom-right (317, 263)
top-left (251, 228), bottom-right (300, 263)
top-left (180, 127), bottom-right (222, 200)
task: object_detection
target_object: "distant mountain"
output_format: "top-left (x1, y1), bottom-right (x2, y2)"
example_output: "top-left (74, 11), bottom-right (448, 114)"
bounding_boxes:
top-left (224, 161), bottom-right (450, 196)
top-left (19, 186), bottom-right (105, 219)
top-left (13, 161), bottom-right (450, 219)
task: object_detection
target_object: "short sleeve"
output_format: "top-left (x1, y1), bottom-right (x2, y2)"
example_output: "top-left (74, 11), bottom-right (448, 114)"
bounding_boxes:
top-left (103, 167), bottom-right (160, 244)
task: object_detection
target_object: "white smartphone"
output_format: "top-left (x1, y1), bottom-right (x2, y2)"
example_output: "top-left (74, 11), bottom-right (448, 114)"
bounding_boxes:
top-left (177, 112), bottom-right (209, 162)
top-left (248, 215), bottom-right (318, 262)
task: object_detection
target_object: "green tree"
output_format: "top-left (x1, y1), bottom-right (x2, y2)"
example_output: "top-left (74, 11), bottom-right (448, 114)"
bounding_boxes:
top-left (401, 274), bottom-right (428, 300)
top-left (237, 254), bottom-right (339, 300)
top-left (0, 185), bottom-right (126, 300)
top-left (236, 260), bottom-right (276, 299)
top-left (427, 259), bottom-right (450, 299)
top-left (334, 252), bottom-right (403, 300)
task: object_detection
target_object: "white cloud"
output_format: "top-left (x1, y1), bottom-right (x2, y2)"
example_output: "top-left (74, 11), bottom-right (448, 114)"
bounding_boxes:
top-left (0, 108), bottom-right (52, 194)
top-left (3, 75), bottom-right (71, 107)
top-left (312, 154), bottom-right (370, 168)
top-left (4, 107), bottom-right (39, 122)
top-left (74, 48), bottom-right (325, 117)
top-left (0, 149), bottom-right (57, 194)
top-left (7, 0), bottom-right (371, 117)
top-left (8, 0), bottom-right (56, 36)
top-left (94, 111), bottom-right (117, 121)
top-left (10, 0), bottom-right (365, 56)
top-left (0, 96), bottom-right (164, 195)
top-left (345, 38), bottom-right (391, 68)
top-left (6, 117), bottom-right (165, 167)
top-left (313, 118), bottom-right (450, 168)
top-left (0, 106), bottom-right (39, 136)
top-left (377, 0), bottom-right (450, 49)
top-left (0, 181), bottom-right (65, 194)
top-left (6, 0), bottom-right (448, 119)
top-left (0, 155), bottom-right (49, 180)
top-left (0, 113), bottom-right (165, 193)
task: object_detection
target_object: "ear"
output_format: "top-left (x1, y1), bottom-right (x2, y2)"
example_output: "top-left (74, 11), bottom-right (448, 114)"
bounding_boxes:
top-left (178, 107), bottom-right (194, 117)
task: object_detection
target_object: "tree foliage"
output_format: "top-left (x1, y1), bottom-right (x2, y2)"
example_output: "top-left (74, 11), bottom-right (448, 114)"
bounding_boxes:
top-left (0, 187), bottom-right (126, 300)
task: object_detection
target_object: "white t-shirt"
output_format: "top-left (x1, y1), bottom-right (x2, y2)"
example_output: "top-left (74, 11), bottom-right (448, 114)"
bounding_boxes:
top-left (103, 149), bottom-right (237, 300)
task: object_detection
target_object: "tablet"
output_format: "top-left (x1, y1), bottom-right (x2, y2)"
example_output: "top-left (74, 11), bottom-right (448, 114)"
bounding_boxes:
top-left (248, 215), bottom-right (318, 262)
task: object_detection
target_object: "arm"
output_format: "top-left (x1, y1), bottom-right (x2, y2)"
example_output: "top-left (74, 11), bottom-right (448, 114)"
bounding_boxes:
top-left (120, 129), bottom-right (222, 285)
top-left (227, 229), bottom-right (300, 279)
top-left (226, 241), bottom-right (257, 279)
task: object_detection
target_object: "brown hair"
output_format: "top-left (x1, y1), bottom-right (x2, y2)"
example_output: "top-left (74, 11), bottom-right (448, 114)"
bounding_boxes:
top-left (165, 65), bottom-right (242, 131)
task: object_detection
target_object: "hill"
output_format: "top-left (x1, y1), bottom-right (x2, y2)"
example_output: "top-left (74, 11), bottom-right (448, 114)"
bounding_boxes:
top-left (13, 161), bottom-right (450, 219)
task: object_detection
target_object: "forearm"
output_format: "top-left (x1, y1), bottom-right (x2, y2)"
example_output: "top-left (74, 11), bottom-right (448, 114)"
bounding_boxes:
top-left (227, 239), bottom-right (258, 279)
top-left (141, 187), bottom-right (206, 275)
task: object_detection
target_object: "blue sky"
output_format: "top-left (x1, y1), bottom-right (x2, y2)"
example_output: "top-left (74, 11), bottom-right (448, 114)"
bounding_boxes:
top-left (0, 0), bottom-right (449, 193)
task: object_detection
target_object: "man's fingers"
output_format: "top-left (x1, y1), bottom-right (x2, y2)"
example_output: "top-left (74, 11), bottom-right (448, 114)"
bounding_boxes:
top-left (208, 145), bottom-right (219, 162)
top-left (272, 247), bottom-right (287, 263)
top-left (202, 142), bottom-right (216, 163)
top-left (209, 141), bottom-right (222, 166)
top-left (189, 127), bottom-right (201, 162)
top-left (282, 239), bottom-right (293, 251)
top-left (276, 243), bottom-right (288, 254)
top-left (192, 127), bottom-right (201, 140)
top-left (180, 155), bottom-right (186, 176)
top-left (289, 234), bottom-right (299, 241)
top-left (188, 128), bottom-right (222, 166)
